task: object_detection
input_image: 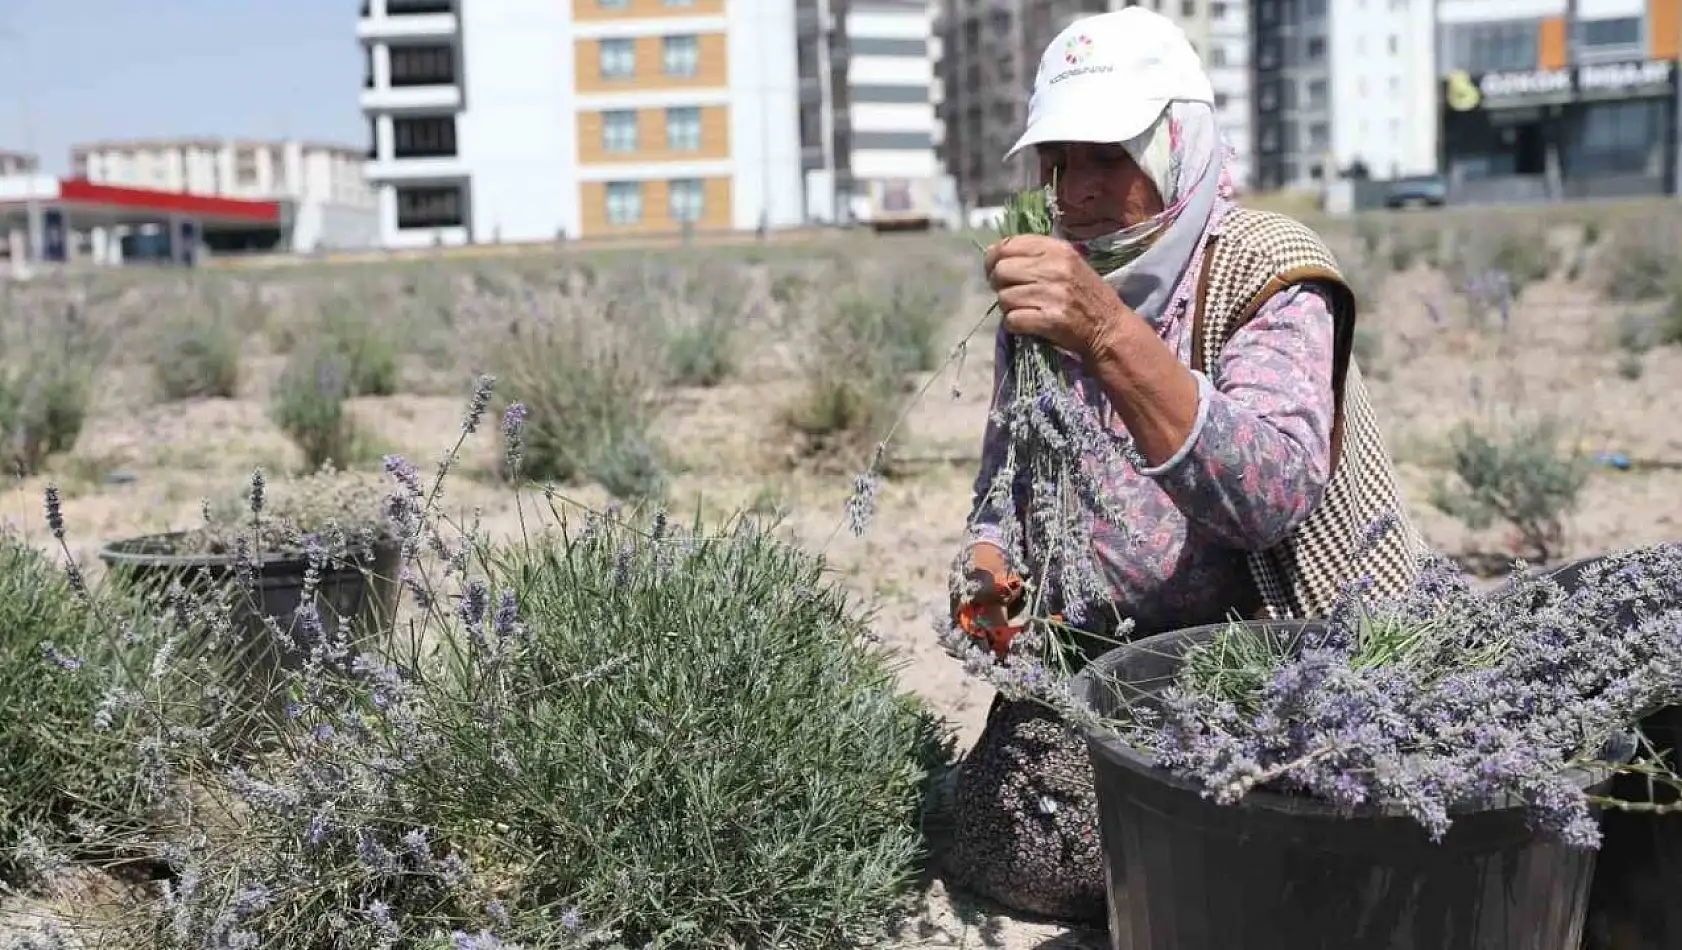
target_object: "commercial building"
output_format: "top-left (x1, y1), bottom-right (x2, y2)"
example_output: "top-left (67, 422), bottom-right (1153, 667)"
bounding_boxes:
top-left (68, 138), bottom-right (378, 251)
top-left (1252, 0), bottom-right (1438, 192)
top-left (1437, 0), bottom-right (1681, 202)
top-left (359, 0), bottom-right (805, 247)
top-left (0, 151), bottom-right (38, 176)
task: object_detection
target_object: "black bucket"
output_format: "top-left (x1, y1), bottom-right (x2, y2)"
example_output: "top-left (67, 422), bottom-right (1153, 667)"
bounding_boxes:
top-left (1531, 555), bottom-right (1682, 950)
top-left (98, 533), bottom-right (401, 714)
top-left (1072, 620), bottom-right (1605, 950)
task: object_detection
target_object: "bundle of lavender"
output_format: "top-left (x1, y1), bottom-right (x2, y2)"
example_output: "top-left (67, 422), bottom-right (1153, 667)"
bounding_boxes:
top-left (946, 185), bottom-right (1145, 677)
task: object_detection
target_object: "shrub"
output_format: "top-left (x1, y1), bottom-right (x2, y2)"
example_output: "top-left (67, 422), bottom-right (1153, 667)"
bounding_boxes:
top-left (270, 344), bottom-right (358, 470)
top-left (648, 265), bottom-right (748, 387)
top-left (495, 300), bottom-right (665, 499)
top-left (1429, 414), bottom-right (1589, 563)
top-left (1601, 230), bottom-right (1679, 302)
top-left (0, 531), bottom-right (148, 883)
top-left (420, 509), bottom-right (946, 947)
top-left (23, 383), bottom-right (945, 949)
top-left (783, 311), bottom-right (903, 461)
top-left (312, 293), bottom-right (402, 397)
top-left (0, 338), bottom-right (96, 478)
top-left (150, 307), bottom-right (242, 401)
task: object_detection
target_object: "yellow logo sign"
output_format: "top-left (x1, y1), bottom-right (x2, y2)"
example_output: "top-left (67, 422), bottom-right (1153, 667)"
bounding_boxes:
top-left (1445, 70), bottom-right (1481, 112)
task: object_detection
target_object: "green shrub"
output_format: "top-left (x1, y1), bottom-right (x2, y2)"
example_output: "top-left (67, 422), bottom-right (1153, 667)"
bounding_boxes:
top-left (651, 266), bottom-right (748, 387)
top-left (270, 345), bottom-right (358, 470)
top-left (420, 511), bottom-right (946, 948)
top-left (496, 306), bottom-right (664, 499)
top-left (0, 339), bottom-right (96, 478)
top-left (150, 308), bottom-right (242, 400)
top-left (312, 294), bottom-right (402, 397)
top-left (1429, 414), bottom-right (1589, 563)
top-left (783, 305), bottom-right (903, 460)
top-left (0, 532), bottom-right (148, 882)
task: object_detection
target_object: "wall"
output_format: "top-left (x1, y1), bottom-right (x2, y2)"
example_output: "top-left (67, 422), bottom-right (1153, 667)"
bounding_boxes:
top-left (1328, 0), bottom-right (1437, 179)
top-left (460, 0), bottom-right (574, 242)
top-left (845, 2), bottom-right (940, 182)
top-left (725, 0), bottom-right (804, 229)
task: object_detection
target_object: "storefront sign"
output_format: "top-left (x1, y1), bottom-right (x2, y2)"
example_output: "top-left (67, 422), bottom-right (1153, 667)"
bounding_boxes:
top-left (1443, 59), bottom-right (1676, 112)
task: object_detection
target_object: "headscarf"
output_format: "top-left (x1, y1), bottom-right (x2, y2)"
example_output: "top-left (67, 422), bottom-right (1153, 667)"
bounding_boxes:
top-left (1050, 100), bottom-right (1234, 326)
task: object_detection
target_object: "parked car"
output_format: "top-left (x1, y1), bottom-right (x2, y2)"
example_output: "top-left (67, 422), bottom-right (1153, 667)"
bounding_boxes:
top-left (1384, 175), bottom-right (1448, 209)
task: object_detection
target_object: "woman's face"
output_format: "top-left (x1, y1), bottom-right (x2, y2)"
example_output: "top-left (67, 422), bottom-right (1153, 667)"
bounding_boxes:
top-left (1037, 141), bottom-right (1165, 241)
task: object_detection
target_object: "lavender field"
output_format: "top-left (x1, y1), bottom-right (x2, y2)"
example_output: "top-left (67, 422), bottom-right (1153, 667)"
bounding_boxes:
top-left (1, 200), bottom-right (1679, 949)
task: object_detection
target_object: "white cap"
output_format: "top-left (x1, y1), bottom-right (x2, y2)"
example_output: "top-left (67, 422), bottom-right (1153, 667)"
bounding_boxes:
top-left (1005, 8), bottom-right (1215, 161)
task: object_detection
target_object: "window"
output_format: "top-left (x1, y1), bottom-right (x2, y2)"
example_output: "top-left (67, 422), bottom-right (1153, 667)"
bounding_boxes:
top-left (606, 181), bottom-right (642, 225)
top-left (396, 184), bottom-right (464, 229)
top-left (1445, 20), bottom-right (1540, 74)
top-left (393, 115), bottom-right (457, 157)
top-left (666, 107), bottom-right (702, 151)
top-left (389, 44), bottom-right (456, 86)
top-left (1568, 100), bottom-right (1658, 175)
top-left (663, 35), bottom-right (699, 77)
top-left (669, 179), bottom-right (705, 224)
top-left (1308, 122), bottom-right (1329, 149)
top-left (599, 38), bottom-right (635, 79)
top-left (1577, 17), bottom-right (1641, 50)
top-left (664, 0), bottom-right (694, 5)
top-left (1306, 78), bottom-right (1327, 108)
top-left (598, 0), bottom-right (629, 7)
top-left (1388, 35), bottom-right (1398, 54)
top-left (1180, 0), bottom-right (1194, 16)
top-left (368, 118), bottom-right (380, 159)
top-left (602, 110), bottom-right (639, 152)
top-left (1306, 37), bottom-right (1325, 60)
top-left (388, 0), bottom-right (453, 13)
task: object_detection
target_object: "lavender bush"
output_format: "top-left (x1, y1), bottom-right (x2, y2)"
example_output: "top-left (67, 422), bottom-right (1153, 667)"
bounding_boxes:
top-left (1429, 414), bottom-right (1588, 563)
top-left (10, 374), bottom-right (943, 948)
top-left (270, 343), bottom-right (360, 471)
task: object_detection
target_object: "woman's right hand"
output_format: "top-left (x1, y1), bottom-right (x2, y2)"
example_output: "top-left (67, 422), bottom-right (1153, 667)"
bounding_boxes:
top-left (951, 543), bottom-right (1022, 655)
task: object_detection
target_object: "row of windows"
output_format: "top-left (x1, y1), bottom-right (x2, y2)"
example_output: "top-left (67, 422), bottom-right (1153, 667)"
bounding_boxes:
top-left (392, 178), bottom-right (710, 232)
top-left (596, 0), bottom-right (697, 7)
top-left (601, 108), bottom-right (702, 152)
top-left (605, 179), bottom-right (707, 225)
top-left (599, 35), bottom-right (701, 79)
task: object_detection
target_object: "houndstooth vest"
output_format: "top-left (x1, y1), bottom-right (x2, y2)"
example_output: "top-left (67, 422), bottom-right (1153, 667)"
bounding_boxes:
top-left (1192, 207), bottom-right (1426, 620)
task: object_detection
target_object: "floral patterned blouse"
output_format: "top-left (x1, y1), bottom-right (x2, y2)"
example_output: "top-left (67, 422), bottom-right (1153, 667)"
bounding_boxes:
top-left (967, 197), bottom-right (1338, 638)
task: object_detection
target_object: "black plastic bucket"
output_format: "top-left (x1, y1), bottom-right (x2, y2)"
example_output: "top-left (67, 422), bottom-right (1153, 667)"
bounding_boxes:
top-left (1073, 620), bottom-right (1605, 950)
top-left (98, 533), bottom-right (401, 707)
top-left (1530, 555), bottom-right (1682, 950)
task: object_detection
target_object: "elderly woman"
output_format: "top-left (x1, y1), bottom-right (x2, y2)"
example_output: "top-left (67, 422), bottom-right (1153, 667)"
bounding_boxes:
top-left (938, 8), bottom-right (1423, 924)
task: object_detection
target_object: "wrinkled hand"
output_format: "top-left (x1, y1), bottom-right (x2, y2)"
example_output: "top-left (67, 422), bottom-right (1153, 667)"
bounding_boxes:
top-left (950, 543), bottom-right (1024, 658)
top-left (984, 234), bottom-right (1126, 361)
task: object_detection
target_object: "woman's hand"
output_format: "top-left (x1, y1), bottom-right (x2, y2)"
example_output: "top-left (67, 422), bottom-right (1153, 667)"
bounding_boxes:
top-left (984, 234), bottom-right (1129, 363)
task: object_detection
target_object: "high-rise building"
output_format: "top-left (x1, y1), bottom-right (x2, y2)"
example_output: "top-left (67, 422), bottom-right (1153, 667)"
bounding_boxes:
top-left (1436, 0), bottom-right (1680, 202)
top-left (1252, 0), bottom-right (1437, 192)
top-left (358, 0), bottom-right (804, 246)
top-left (799, 0), bottom-right (943, 224)
top-left (937, 1), bottom-right (1253, 210)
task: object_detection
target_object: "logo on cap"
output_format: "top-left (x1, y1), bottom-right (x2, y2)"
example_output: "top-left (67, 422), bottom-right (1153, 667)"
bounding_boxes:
top-left (1064, 34), bottom-right (1094, 66)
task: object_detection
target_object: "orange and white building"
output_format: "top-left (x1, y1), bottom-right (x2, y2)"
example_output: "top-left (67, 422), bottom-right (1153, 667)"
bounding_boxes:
top-left (358, 0), bottom-right (804, 246)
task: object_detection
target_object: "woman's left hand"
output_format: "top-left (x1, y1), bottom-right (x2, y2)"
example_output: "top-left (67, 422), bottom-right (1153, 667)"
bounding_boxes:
top-left (984, 234), bottom-right (1127, 362)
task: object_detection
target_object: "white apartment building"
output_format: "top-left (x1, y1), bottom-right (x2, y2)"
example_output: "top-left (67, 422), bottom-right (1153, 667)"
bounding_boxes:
top-left (1327, 0), bottom-right (1438, 179)
top-left (1253, 0), bottom-right (1438, 190)
top-left (1206, 0), bottom-right (1253, 189)
top-left (359, 0), bottom-right (804, 247)
top-left (69, 138), bottom-right (379, 251)
top-left (831, 0), bottom-right (943, 222)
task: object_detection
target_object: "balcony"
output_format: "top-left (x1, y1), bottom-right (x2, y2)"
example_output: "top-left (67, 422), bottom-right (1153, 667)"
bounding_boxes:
top-left (357, 9), bottom-right (457, 42)
top-left (359, 84), bottom-right (463, 113)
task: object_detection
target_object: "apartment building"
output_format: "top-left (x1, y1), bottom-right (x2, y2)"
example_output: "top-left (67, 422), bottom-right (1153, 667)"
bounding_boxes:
top-left (69, 138), bottom-right (378, 250)
top-left (938, 0), bottom-right (1251, 210)
top-left (359, 0), bottom-right (803, 247)
top-left (1252, 0), bottom-right (1437, 191)
top-left (1437, 0), bottom-right (1681, 202)
top-left (0, 150), bottom-right (38, 176)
